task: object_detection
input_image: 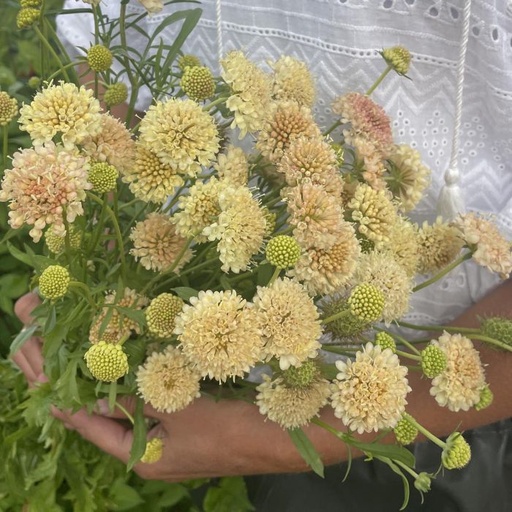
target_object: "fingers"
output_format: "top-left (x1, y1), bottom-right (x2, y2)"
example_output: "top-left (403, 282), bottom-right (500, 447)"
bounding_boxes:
top-left (14, 292), bottom-right (41, 325)
top-left (52, 407), bottom-right (134, 464)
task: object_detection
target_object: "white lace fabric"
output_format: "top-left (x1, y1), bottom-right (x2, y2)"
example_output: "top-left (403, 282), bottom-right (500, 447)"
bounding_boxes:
top-left (57, 0), bottom-right (512, 327)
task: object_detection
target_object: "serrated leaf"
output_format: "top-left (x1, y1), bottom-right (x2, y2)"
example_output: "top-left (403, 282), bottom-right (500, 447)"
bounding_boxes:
top-left (287, 428), bottom-right (324, 478)
top-left (203, 477), bottom-right (254, 512)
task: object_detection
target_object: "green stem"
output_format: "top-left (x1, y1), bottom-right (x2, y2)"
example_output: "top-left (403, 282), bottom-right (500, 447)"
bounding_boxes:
top-left (402, 414), bottom-right (446, 450)
top-left (267, 267), bottom-right (281, 286)
top-left (465, 334), bottom-right (512, 352)
top-left (394, 459), bottom-right (420, 480)
top-left (204, 95), bottom-right (229, 112)
top-left (395, 349), bottom-right (421, 362)
top-left (413, 252), bottom-right (473, 292)
top-left (396, 321), bottom-right (480, 336)
top-left (323, 119), bottom-right (342, 137)
top-left (366, 65), bottom-right (392, 96)
top-left (114, 400), bottom-right (135, 424)
top-left (33, 25), bottom-right (70, 82)
top-left (68, 281), bottom-right (96, 309)
top-left (321, 308), bottom-right (351, 325)
top-left (2, 126), bottom-right (7, 171)
top-left (42, 17), bottom-right (78, 84)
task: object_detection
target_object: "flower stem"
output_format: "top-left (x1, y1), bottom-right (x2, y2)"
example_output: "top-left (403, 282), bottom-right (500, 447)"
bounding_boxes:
top-left (114, 400), bottom-right (135, 424)
top-left (68, 281), bottom-right (96, 309)
top-left (2, 126), bottom-right (7, 171)
top-left (321, 308), bottom-right (351, 325)
top-left (33, 25), bottom-right (71, 82)
top-left (366, 65), bottom-right (392, 96)
top-left (402, 413), bottom-right (446, 450)
top-left (413, 252), bottom-right (473, 292)
top-left (395, 349), bottom-right (422, 362)
top-left (323, 119), bottom-right (342, 137)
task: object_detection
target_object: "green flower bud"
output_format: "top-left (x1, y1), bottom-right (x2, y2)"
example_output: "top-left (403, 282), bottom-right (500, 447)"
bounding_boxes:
top-left (84, 341), bottom-right (129, 382)
top-left (39, 265), bottom-right (70, 299)
top-left (374, 332), bottom-right (396, 353)
top-left (87, 44), bottom-right (113, 72)
top-left (393, 417), bottom-right (418, 445)
top-left (180, 66), bottom-right (216, 101)
top-left (348, 283), bottom-right (385, 322)
top-left (145, 293), bottom-right (184, 338)
top-left (45, 227), bottom-right (82, 254)
top-left (20, 0), bottom-right (42, 7)
top-left (0, 91), bottom-right (18, 126)
top-left (266, 235), bottom-right (301, 269)
top-left (421, 344), bottom-right (447, 378)
top-left (475, 384), bottom-right (494, 411)
top-left (88, 162), bottom-right (119, 193)
top-left (381, 46), bottom-right (412, 75)
top-left (283, 361), bottom-right (320, 388)
top-left (480, 316), bottom-right (512, 347)
top-left (103, 82), bottom-right (128, 107)
top-left (16, 7), bottom-right (40, 29)
top-left (177, 54), bottom-right (202, 72)
top-left (262, 208), bottom-right (277, 237)
top-left (414, 472), bottom-right (432, 493)
top-left (442, 432), bottom-right (471, 470)
top-left (141, 438), bottom-right (164, 463)
top-left (27, 76), bottom-right (41, 89)
top-left (321, 296), bottom-right (368, 339)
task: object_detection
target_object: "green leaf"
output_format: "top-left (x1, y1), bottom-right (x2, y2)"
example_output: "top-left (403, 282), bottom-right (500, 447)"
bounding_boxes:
top-left (287, 428), bottom-right (325, 477)
top-left (349, 439), bottom-right (415, 468)
top-left (171, 286), bottom-right (198, 301)
top-left (203, 477), bottom-right (254, 512)
top-left (127, 397), bottom-right (147, 471)
top-left (109, 479), bottom-right (145, 510)
top-left (9, 324), bottom-right (38, 358)
top-left (375, 456), bottom-right (411, 511)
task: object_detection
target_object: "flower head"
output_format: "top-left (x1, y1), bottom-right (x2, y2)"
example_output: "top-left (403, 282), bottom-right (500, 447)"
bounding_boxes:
top-left (254, 278), bottom-right (322, 369)
top-left (348, 283), bottom-right (385, 323)
top-left (45, 225), bottom-right (81, 254)
top-left (180, 66), bottom-right (215, 101)
top-left (175, 290), bottom-right (264, 382)
top-left (130, 213), bottom-right (193, 273)
top-left (88, 162), bottom-right (118, 193)
top-left (271, 56), bottom-right (316, 107)
top-left (256, 373), bottom-right (331, 429)
top-left (84, 341), bottom-right (129, 382)
top-left (221, 50), bottom-right (272, 138)
top-left (141, 438), bottom-right (164, 464)
top-left (138, 98), bottom-right (219, 176)
top-left (265, 235), bottom-right (301, 269)
top-left (178, 54), bottom-right (202, 71)
top-left (393, 416), bottom-right (418, 445)
top-left (429, 332), bottom-right (486, 412)
top-left (455, 212), bottom-right (512, 278)
top-left (331, 343), bottom-right (411, 434)
top-left (214, 145), bottom-right (249, 186)
top-left (0, 91), bottom-right (18, 126)
top-left (381, 46), bottom-right (412, 75)
top-left (256, 101), bottom-right (321, 163)
top-left (332, 92), bottom-right (393, 149)
top-left (417, 217), bottom-right (463, 274)
top-left (39, 265), bottom-right (70, 299)
top-left (16, 7), bottom-right (40, 28)
top-left (103, 82), bottom-right (128, 107)
top-left (19, 82), bottom-right (102, 147)
top-left (87, 44), bottom-right (113, 72)
top-left (442, 432), bottom-right (471, 470)
top-left (421, 344), bottom-right (447, 378)
top-left (145, 293), bottom-right (184, 338)
top-left (137, 0), bottom-right (163, 13)
top-left (137, 346), bottom-right (201, 413)
top-left (0, 142), bottom-right (91, 242)
top-left (82, 113), bottom-right (135, 174)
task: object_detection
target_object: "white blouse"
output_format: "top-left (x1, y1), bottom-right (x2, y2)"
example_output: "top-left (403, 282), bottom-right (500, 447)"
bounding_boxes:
top-left (57, 0), bottom-right (512, 327)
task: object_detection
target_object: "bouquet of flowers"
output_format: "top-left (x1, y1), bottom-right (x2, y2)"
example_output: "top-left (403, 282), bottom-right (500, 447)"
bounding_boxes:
top-left (2, 0), bottom-right (512, 508)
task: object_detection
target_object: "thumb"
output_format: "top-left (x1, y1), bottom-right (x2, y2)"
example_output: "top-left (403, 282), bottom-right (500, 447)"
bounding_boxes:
top-left (15, 292), bottom-right (41, 325)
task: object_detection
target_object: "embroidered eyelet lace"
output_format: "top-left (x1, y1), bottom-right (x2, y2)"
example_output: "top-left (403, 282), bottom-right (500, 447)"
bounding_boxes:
top-left (58, 0), bottom-right (512, 327)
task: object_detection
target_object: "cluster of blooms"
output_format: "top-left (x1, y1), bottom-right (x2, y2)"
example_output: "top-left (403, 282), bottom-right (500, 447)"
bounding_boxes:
top-left (2, 43), bottom-right (512, 486)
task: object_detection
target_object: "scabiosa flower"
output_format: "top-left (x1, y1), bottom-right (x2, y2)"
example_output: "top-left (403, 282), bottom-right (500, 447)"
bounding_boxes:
top-left (0, 91), bottom-right (18, 126)
top-left (214, 145), bottom-right (249, 186)
top-left (138, 98), bottom-right (219, 176)
top-left (174, 290), bottom-right (264, 382)
top-left (429, 332), bottom-right (486, 412)
top-left (255, 373), bottom-right (331, 429)
top-left (319, 294), bottom-right (368, 340)
top-left (86, 44), bottom-right (113, 72)
top-left (348, 183), bottom-right (397, 248)
top-left (386, 144), bottom-right (431, 211)
top-left (454, 212), bottom-right (512, 278)
top-left (291, 221), bottom-right (361, 296)
top-left (421, 344), bottom-right (447, 378)
top-left (0, 142), bottom-right (91, 242)
top-left (253, 278), bottom-right (322, 370)
top-left (145, 293), bottom-right (184, 338)
top-left (130, 213), bottom-right (193, 273)
top-left (347, 283), bottom-right (385, 323)
top-left (180, 65), bottom-right (216, 101)
top-left (417, 217), bottom-right (463, 274)
top-left (381, 46), bottom-right (412, 75)
top-left (137, 0), bottom-right (164, 13)
top-left (84, 341), bottom-right (129, 382)
top-left (88, 162), bottom-right (118, 193)
top-left (475, 384), bottom-right (494, 411)
top-left (81, 113), bottom-right (135, 174)
top-left (103, 82), bottom-right (128, 107)
top-left (220, 50), bottom-right (272, 138)
top-left (284, 182), bottom-right (346, 250)
top-left (202, 185), bottom-right (267, 273)
top-left (393, 416), bottom-right (418, 445)
top-left (38, 265), bottom-right (70, 300)
top-left (19, 82), bottom-right (102, 147)
top-left (374, 331), bottom-right (396, 352)
top-left (480, 316), bottom-right (512, 347)
top-left (331, 343), bottom-right (411, 434)
top-left (355, 251), bottom-right (412, 323)
top-left (278, 136), bottom-right (343, 197)
top-left (16, 7), bottom-right (40, 29)
top-left (442, 432), bottom-right (471, 470)
top-left (137, 346), bottom-right (201, 413)
top-left (265, 235), bottom-right (301, 269)
top-left (381, 216), bottom-right (420, 276)
top-left (270, 55), bottom-right (316, 107)
top-left (141, 438), bottom-right (164, 464)
top-left (121, 145), bottom-right (183, 204)
top-left (173, 178), bottom-right (223, 243)
top-left (256, 101), bottom-right (321, 163)
top-left (332, 92), bottom-right (393, 149)
top-left (89, 288), bottom-right (148, 344)
top-left (178, 54), bottom-right (202, 71)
